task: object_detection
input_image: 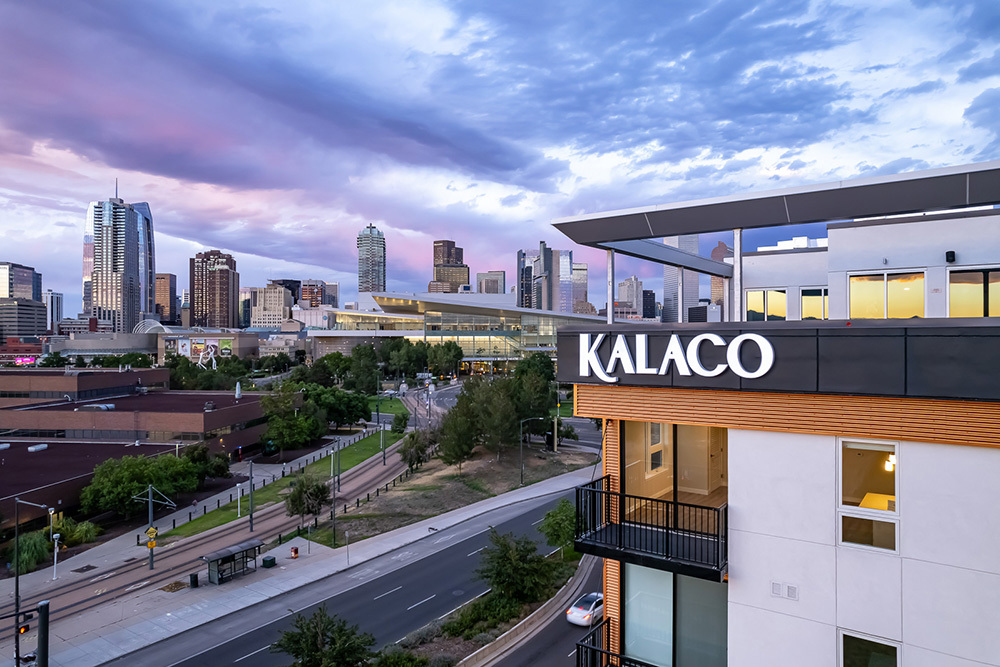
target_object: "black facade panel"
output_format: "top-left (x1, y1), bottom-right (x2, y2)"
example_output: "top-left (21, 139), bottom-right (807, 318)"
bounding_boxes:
top-left (817, 331), bottom-right (906, 396)
top-left (907, 334), bottom-right (1000, 400)
top-left (741, 333), bottom-right (817, 393)
top-left (968, 169), bottom-right (1000, 207)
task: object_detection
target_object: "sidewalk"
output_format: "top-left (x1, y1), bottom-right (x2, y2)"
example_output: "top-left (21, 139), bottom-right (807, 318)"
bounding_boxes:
top-left (4, 464), bottom-right (598, 667)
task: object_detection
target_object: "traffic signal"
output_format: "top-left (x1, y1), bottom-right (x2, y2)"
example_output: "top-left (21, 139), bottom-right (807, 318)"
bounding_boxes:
top-left (18, 611), bottom-right (33, 634)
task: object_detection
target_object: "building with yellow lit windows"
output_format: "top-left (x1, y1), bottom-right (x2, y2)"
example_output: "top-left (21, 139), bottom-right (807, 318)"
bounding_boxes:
top-left (553, 160), bottom-right (1000, 667)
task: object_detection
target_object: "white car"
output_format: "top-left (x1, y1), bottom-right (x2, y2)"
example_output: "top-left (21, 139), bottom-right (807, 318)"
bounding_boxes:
top-left (566, 592), bottom-right (604, 626)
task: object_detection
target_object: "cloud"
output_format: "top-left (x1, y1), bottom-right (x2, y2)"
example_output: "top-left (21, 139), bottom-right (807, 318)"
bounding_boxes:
top-left (959, 50), bottom-right (1000, 83)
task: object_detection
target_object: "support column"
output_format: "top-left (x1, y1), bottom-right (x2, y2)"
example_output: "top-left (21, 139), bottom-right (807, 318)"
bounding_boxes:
top-left (733, 229), bottom-right (743, 322)
top-left (606, 249), bottom-right (615, 325)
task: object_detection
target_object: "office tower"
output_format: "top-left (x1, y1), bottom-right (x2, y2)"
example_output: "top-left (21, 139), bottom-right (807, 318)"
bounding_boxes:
top-left (0, 262), bottom-right (42, 302)
top-left (300, 280), bottom-right (326, 307)
top-left (663, 234), bottom-right (701, 323)
top-left (618, 275), bottom-right (643, 314)
top-left (517, 242), bottom-right (575, 312)
top-left (238, 287), bottom-right (254, 328)
top-left (642, 290), bottom-right (656, 319)
top-left (358, 224), bottom-right (386, 293)
top-left (250, 284), bottom-right (292, 328)
top-left (429, 240), bottom-right (470, 292)
top-left (155, 273), bottom-right (177, 324)
top-left (516, 249), bottom-right (536, 307)
top-left (269, 279), bottom-right (301, 303)
top-left (323, 282), bottom-right (339, 308)
top-left (82, 217), bottom-right (94, 314)
top-left (132, 202), bottom-right (156, 318)
top-left (710, 241), bottom-right (733, 306)
top-left (572, 262), bottom-right (590, 313)
top-left (477, 271), bottom-right (506, 294)
top-left (88, 198), bottom-right (147, 332)
top-left (0, 299), bottom-right (46, 337)
top-left (42, 290), bottom-right (63, 333)
top-left (190, 250), bottom-right (240, 328)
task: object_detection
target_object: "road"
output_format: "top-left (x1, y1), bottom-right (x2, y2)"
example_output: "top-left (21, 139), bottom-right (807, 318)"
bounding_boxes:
top-left (108, 491), bottom-right (571, 666)
top-left (495, 561), bottom-right (603, 666)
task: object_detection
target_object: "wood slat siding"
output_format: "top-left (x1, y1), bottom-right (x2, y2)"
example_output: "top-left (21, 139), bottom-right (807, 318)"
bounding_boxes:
top-left (576, 385), bottom-right (1000, 449)
top-left (605, 558), bottom-right (621, 656)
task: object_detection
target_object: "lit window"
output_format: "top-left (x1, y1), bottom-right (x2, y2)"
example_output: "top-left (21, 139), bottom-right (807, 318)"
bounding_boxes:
top-left (949, 269), bottom-right (1000, 317)
top-left (801, 288), bottom-right (829, 320)
top-left (745, 289), bottom-right (786, 321)
top-left (840, 440), bottom-right (898, 551)
top-left (849, 272), bottom-right (924, 319)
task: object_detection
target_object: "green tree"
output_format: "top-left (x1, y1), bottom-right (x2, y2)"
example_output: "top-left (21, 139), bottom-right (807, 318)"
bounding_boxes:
top-left (284, 474), bottom-right (331, 528)
top-left (371, 647), bottom-right (429, 667)
top-left (346, 344), bottom-right (379, 394)
top-left (261, 383), bottom-right (323, 451)
top-left (391, 412), bottom-right (409, 433)
top-left (38, 351), bottom-right (69, 367)
top-left (476, 528), bottom-right (553, 604)
top-left (399, 430), bottom-right (429, 472)
top-left (539, 498), bottom-right (576, 559)
top-left (514, 352), bottom-right (555, 384)
top-left (475, 379), bottom-right (518, 458)
top-left (80, 455), bottom-right (198, 517)
top-left (437, 396), bottom-right (477, 473)
top-left (270, 606), bottom-right (375, 667)
top-left (182, 443), bottom-right (231, 483)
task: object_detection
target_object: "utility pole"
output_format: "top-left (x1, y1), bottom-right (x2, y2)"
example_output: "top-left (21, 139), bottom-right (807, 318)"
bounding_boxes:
top-left (553, 381), bottom-right (559, 454)
top-left (131, 485), bottom-right (175, 571)
top-left (37, 599), bottom-right (50, 667)
top-left (248, 460), bottom-right (254, 532)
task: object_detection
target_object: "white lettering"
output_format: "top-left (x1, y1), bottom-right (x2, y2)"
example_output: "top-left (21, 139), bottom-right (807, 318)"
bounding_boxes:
top-left (657, 334), bottom-right (692, 376)
top-left (606, 335), bottom-right (636, 375)
top-left (726, 333), bottom-right (775, 379)
top-left (635, 335), bottom-right (658, 374)
top-left (579, 334), bottom-right (618, 383)
top-left (686, 333), bottom-right (728, 377)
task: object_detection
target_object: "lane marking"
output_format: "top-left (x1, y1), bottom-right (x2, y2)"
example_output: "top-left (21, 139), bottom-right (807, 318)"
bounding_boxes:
top-left (531, 518), bottom-right (544, 525)
top-left (466, 547), bottom-right (485, 557)
top-left (438, 589), bottom-right (490, 619)
top-left (407, 594), bottom-right (435, 610)
top-left (126, 580), bottom-right (150, 592)
top-left (90, 571), bottom-right (117, 583)
top-left (433, 534), bottom-right (456, 544)
top-left (374, 585), bottom-right (403, 600)
top-left (234, 645), bottom-right (270, 662)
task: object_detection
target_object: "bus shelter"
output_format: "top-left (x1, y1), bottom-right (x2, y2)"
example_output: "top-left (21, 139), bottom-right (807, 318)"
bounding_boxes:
top-left (201, 538), bottom-right (264, 585)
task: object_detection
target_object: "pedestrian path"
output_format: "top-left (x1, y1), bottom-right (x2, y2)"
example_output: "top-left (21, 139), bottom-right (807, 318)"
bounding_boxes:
top-left (2, 465), bottom-right (597, 667)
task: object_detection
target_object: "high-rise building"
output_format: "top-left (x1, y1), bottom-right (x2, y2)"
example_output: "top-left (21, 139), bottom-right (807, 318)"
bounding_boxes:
top-left (642, 289), bottom-right (657, 319)
top-left (0, 299), bottom-right (46, 337)
top-left (429, 240), bottom-right (470, 293)
top-left (300, 280), bottom-right (326, 308)
top-left (572, 262), bottom-right (590, 313)
top-left (477, 270), bottom-right (506, 294)
top-left (250, 283), bottom-right (293, 328)
top-left (358, 224), bottom-right (386, 293)
top-left (663, 234), bottom-right (701, 323)
top-left (88, 197), bottom-right (151, 333)
top-left (42, 289), bottom-right (63, 333)
top-left (237, 287), bottom-right (254, 328)
top-left (517, 242), bottom-right (575, 312)
top-left (618, 275), bottom-right (643, 314)
top-left (323, 282), bottom-right (339, 308)
top-left (190, 250), bottom-right (239, 328)
top-left (0, 262), bottom-right (42, 302)
top-left (155, 273), bottom-right (177, 324)
top-left (269, 279), bottom-right (301, 303)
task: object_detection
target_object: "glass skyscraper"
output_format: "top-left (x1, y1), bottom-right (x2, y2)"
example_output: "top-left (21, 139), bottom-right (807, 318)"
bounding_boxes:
top-left (357, 224), bottom-right (386, 293)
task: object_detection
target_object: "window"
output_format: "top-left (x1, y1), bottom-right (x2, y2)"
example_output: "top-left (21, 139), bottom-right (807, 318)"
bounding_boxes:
top-left (800, 288), bottom-right (829, 320)
top-left (746, 289), bottom-right (786, 321)
top-left (949, 268), bottom-right (1000, 317)
top-left (648, 423), bottom-right (664, 473)
top-left (841, 631), bottom-right (898, 667)
top-left (849, 272), bottom-right (924, 319)
top-left (840, 440), bottom-right (898, 551)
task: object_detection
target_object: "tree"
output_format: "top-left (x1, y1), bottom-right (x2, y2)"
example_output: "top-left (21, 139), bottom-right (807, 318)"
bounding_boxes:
top-left (475, 379), bottom-right (518, 458)
top-left (182, 443), bottom-right (231, 483)
top-left (346, 344), bottom-right (379, 394)
top-left (270, 605), bottom-right (375, 667)
top-left (539, 498), bottom-right (575, 559)
top-left (476, 528), bottom-right (553, 603)
top-left (391, 412), bottom-right (409, 433)
top-left (437, 396), bottom-right (477, 473)
top-left (399, 430), bottom-right (429, 472)
top-left (261, 383), bottom-right (323, 451)
top-left (38, 351), bottom-right (69, 367)
top-left (514, 352), bottom-right (555, 384)
top-left (80, 455), bottom-right (198, 517)
top-left (284, 474), bottom-right (331, 528)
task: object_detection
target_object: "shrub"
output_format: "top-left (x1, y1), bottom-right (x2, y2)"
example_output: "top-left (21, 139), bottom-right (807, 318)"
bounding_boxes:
top-left (442, 593), bottom-right (521, 640)
top-left (72, 521), bottom-right (101, 544)
top-left (9, 531), bottom-right (49, 574)
top-left (428, 656), bottom-right (457, 667)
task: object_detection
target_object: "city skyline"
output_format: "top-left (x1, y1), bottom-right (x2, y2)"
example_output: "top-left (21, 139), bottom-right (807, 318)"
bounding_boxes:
top-left (0, 2), bottom-right (998, 311)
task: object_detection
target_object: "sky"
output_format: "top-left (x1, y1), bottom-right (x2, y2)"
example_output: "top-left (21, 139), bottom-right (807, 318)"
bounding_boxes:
top-left (1, 0), bottom-right (998, 313)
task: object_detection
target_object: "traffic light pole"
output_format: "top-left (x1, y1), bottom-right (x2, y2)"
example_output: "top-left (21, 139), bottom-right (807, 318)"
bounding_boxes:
top-left (249, 460), bottom-right (254, 533)
top-left (37, 600), bottom-right (50, 667)
top-left (13, 497), bottom-right (47, 665)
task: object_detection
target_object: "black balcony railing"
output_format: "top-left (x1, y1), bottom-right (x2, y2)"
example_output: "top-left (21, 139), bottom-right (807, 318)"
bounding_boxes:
top-left (577, 619), bottom-right (661, 667)
top-left (575, 475), bottom-right (728, 579)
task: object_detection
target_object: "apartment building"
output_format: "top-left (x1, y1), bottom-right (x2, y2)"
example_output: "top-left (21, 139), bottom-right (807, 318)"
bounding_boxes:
top-left (554, 160), bottom-right (1000, 667)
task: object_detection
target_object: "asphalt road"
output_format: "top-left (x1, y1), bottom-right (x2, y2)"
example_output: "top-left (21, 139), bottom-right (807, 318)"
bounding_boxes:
top-left (108, 490), bottom-right (571, 666)
top-left (495, 562), bottom-right (603, 666)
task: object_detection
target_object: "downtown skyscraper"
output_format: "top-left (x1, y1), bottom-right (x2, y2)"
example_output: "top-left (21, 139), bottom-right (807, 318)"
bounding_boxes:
top-left (190, 250), bottom-right (239, 328)
top-left (84, 197), bottom-right (155, 333)
top-left (357, 223), bottom-right (386, 293)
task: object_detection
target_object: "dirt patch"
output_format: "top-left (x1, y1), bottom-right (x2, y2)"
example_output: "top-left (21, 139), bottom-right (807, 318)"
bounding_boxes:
top-left (160, 580), bottom-right (188, 593)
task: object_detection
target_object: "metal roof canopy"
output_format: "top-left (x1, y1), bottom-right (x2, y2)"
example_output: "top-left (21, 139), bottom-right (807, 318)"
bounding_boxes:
top-left (553, 161), bottom-right (1000, 250)
top-left (201, 538), bottom-right (264, 563)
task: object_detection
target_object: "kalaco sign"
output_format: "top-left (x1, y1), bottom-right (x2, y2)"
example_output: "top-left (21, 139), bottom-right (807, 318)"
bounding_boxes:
top-left (579, 332), bottom-right (774, 383)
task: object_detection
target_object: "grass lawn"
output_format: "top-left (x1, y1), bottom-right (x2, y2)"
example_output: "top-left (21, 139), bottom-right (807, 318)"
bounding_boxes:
top-left (167, 430), bottom-right (403, 538)
top-left (369, 396), bottom-right (409, 416)
top-left (549, 403), bottom-right (574, 418)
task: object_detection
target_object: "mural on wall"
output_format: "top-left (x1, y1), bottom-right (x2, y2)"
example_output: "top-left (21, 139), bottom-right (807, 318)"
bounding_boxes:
top-left (220, 339), bottom-right (233, 357)
top-left (177, 338), bottom-right (191, 357)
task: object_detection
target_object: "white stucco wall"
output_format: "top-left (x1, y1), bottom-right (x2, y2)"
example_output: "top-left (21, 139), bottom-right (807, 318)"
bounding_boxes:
top-left (727, 428), bottom-right (1000, 667)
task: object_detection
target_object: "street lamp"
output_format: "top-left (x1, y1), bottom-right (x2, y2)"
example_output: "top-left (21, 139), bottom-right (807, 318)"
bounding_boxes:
top-left (518, 417), bottom-right (547, 487)
top-left (48, 507), bottom-right (55, 541)
top-left (13, 497), bottom-right (47, 665)
top-left (236, 483), bottom-right (243, 518)
top-left (52, 533), bottom-right (61, 581)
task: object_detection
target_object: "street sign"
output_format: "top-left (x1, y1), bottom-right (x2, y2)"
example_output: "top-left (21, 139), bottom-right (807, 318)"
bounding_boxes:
top-left (147, 540), bottom-right (156, 549)
top-left (145, 526), bottom-right (157, 539)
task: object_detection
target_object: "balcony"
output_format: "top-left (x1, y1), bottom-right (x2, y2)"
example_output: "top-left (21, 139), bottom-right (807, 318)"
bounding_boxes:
top-left (574, 475), bottom-right (728, 581)
top-left (577, 619), bottom-right (660, 667)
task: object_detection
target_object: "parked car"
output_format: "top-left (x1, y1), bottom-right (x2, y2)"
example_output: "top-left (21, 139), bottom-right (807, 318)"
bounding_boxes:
top-left (566, 592), bottom-right (604, 626)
